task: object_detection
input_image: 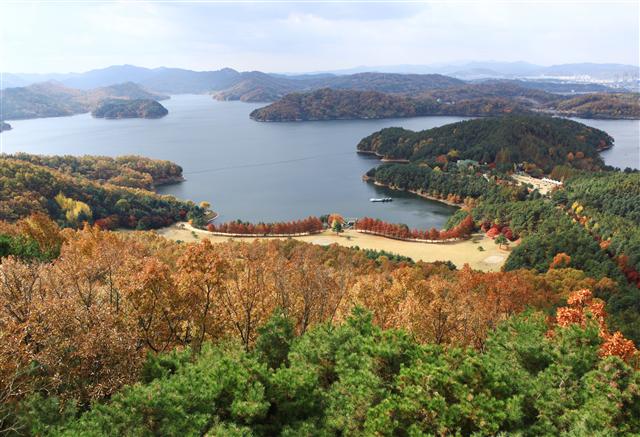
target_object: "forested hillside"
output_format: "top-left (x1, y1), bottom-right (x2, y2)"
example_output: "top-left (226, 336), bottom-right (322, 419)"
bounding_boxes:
top-left (561, 172), bottom-right (640, 284)
top-left (250, 82), bottom-right (639, 121)
top-left (251, 89), bottom-right (419, 120)
top-left (0, 157), bottom-right (204, 229)
top-left (213, 71), bottom-right (302, 102)
top-left (366, 163), bottom-right (490, 201)
top-left (551, 93), bottom-right (640, 119)
top-left (250, 88), bottom-right (530, 121)
top-left (6, 154), bottom-right (184, 189)
top-left (362, 163), bottom-right (640, 343)
top-left (357, 115), bottom-right (611, 172)
top-left (466, 171), bottom-right (640, 341)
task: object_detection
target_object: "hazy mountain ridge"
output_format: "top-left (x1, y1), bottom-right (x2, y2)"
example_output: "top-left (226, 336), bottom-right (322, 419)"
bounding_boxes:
top-left (4, 61), bottom-right (634, 99)
top-left (2, 64), bottom-right (636, 121)
top-left (475, 79), bottom-right (620, 94)
top-left (311, 61), bottom-right (640, 82)
top-left (214, 72), bottom-right (464, 102)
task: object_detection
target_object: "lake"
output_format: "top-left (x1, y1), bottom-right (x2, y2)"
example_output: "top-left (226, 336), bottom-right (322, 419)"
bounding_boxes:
top-left (2, 94), bottom-right (638, 228)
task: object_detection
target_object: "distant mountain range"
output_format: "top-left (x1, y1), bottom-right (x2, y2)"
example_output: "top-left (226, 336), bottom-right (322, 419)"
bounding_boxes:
top-left (2, 66), bottom-right (467, 103)
top-left (3, 61), bottom-right (637, 98)
top-left (2, 66), bottom-right (241, 93)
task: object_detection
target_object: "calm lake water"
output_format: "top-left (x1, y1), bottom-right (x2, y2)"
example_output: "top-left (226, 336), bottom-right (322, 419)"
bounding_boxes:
top-left (2, 94), bottom-right (639, 228)
top-left (569, 118), bottom-right (640, 171)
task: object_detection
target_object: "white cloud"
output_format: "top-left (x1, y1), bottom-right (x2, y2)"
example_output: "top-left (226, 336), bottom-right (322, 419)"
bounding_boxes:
top-left (0, 1), bottom-right (637, 73)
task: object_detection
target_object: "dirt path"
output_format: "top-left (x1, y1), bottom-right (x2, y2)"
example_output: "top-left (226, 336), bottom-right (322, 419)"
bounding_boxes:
top-left (155, 224), bottom-right (508, 272)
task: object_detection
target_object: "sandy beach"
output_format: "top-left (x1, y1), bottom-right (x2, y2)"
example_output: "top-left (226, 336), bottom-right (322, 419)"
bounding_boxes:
top-left (155, 224), bottom-right (508, 272)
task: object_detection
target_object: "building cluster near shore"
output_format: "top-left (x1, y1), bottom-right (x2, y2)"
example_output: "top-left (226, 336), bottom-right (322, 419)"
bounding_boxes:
top-left (512, 173), bottom-right (563, 195)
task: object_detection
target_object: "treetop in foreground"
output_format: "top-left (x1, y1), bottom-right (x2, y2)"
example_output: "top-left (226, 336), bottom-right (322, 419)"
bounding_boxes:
top-left (51, 308), bottom-right (640, 436)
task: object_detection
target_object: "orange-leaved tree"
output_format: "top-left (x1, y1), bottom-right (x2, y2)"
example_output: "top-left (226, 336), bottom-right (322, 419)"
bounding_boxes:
top-left (555, 289), bottom-right (637, 362)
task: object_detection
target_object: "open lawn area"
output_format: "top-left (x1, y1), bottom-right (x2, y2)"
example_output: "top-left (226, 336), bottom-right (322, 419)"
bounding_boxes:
top-left (155, 224), bottom-right (508, 271)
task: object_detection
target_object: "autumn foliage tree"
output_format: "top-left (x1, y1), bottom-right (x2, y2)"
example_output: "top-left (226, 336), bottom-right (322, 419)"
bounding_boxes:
top-left (554, 289), bottom-right (638, 362)
top-left (550, 252), bottom-right (572, 269)
top-left (355, 214), bottom-right (474, 241)
top-left (206, 216), bottom-right (323, 235)
top-left (352, 265), bottom-right (556, 349)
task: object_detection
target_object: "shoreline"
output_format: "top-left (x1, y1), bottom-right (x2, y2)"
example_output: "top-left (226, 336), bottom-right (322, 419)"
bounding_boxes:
top-left (363, 176), bottom-right (462, 207)
top-left (357, 149), bottom-right (411, 163)
top-left (356, 149), bottom-right (412, 163)
top-left (153, 176), bottom-right (186, 188)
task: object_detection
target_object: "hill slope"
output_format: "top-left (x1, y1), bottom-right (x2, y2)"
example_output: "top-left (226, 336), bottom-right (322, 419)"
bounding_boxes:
top-left (250, 87), bottom-right (534, 121)
top-left (250, 88), bottom-right (419, 120)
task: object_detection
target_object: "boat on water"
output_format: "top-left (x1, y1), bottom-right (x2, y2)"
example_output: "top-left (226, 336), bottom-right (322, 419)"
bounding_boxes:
top-left (369, 197), bottom-right (393, 202)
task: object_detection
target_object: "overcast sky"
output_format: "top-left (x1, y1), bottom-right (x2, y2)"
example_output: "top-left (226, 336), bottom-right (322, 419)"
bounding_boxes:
top-left (1, 1), bottom-right (638, 74)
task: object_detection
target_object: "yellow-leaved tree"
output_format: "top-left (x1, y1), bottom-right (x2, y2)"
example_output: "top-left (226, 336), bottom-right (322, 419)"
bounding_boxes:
top-left (54, 193), bottom-right (92, 225)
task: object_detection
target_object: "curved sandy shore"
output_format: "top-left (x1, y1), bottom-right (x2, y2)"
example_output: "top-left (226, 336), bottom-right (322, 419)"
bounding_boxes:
top-left (155, 223), bottom-right (508, 272)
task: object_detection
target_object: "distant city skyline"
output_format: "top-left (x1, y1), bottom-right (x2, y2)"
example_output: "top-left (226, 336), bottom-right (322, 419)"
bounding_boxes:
top-left (1, 1), bottom-right (638, 74)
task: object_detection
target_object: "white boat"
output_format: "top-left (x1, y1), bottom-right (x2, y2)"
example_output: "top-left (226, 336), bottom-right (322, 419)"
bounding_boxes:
top-left (369, 197), bottom-right (393, 202)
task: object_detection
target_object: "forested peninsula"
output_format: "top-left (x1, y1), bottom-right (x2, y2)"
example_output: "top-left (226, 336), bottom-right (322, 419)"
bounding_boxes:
top-left (0, 154), bottom-right (206, 230)
top-left (357, 115), bottom-right (611, 173)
